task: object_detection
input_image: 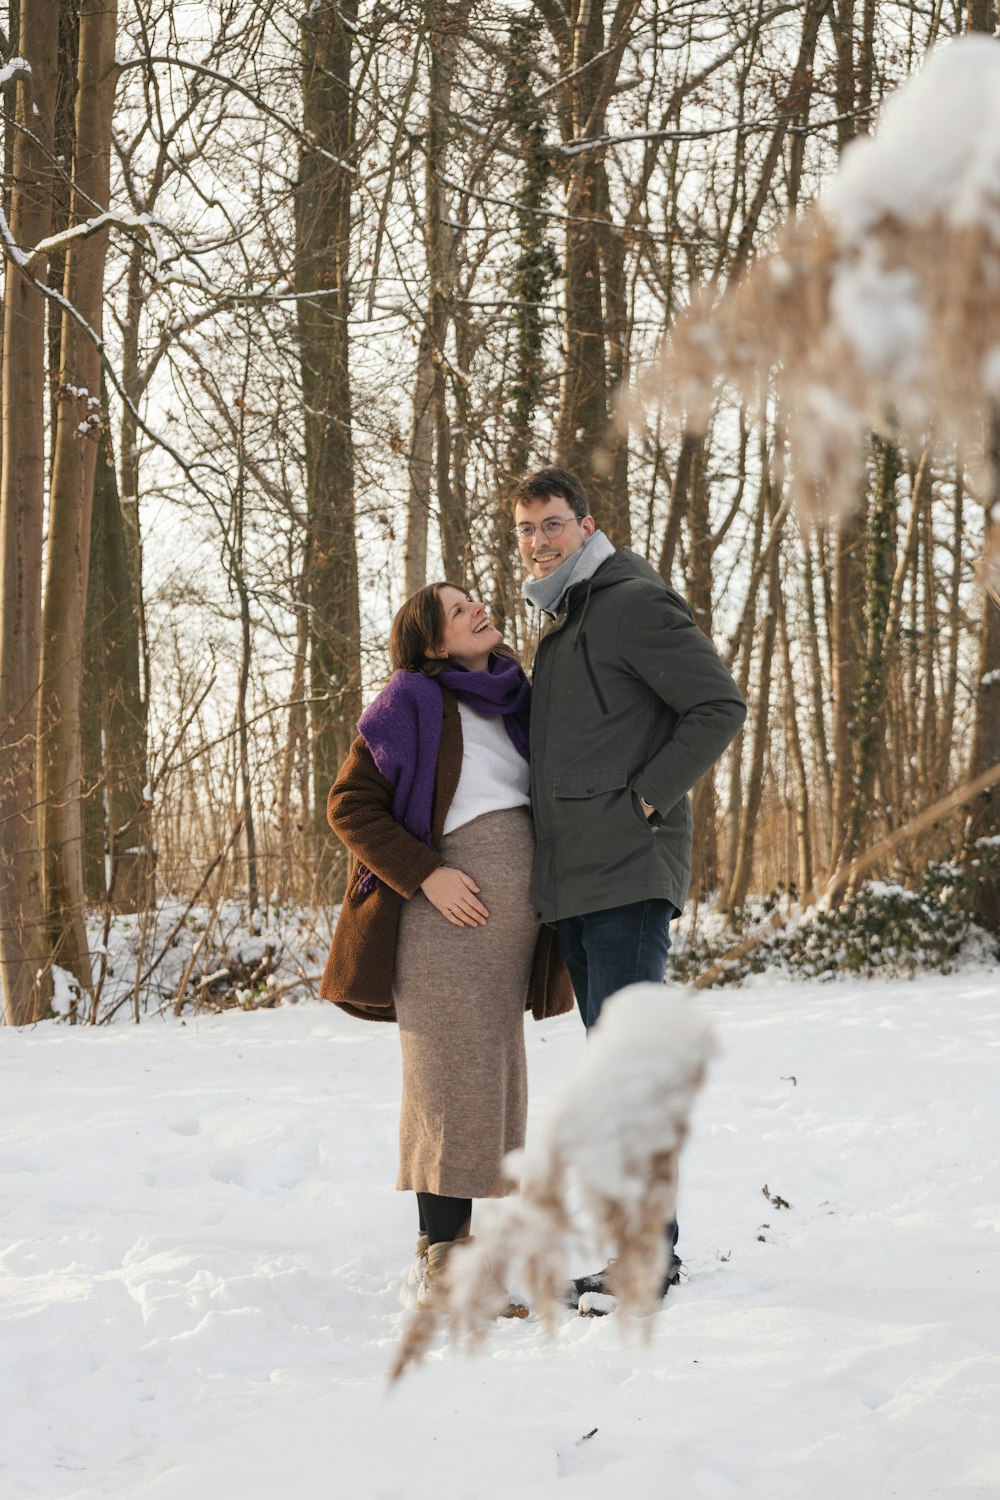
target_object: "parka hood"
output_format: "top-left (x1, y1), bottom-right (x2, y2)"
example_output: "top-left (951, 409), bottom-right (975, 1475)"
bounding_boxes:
top-left (561, 546), bottom-right (691, 618)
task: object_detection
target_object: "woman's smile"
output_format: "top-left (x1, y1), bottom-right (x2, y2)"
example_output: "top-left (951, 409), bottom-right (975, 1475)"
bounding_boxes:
top-left (435, 585), bottom-right (502, 668)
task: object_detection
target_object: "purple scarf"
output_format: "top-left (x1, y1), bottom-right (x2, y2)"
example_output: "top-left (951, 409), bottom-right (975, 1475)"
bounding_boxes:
top-left (354, 655), bottom-right (530, 895)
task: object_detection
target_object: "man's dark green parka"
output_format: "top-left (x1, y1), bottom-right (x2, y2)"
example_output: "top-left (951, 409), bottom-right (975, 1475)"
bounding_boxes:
top-left (528, 548), bottom-right (747, 923)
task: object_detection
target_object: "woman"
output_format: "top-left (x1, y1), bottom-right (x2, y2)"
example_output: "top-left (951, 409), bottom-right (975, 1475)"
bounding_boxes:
top-left (319, 582), bottom-right (572, 1301)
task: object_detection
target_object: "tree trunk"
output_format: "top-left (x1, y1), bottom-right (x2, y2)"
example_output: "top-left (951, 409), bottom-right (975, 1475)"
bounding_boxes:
top-left (658, 430), bottom-right (701, 584)
top-left (964, 412), bottom-right (1000, 932)
top-left (0, 0), bottom-right (59, 1025)
top-left (686, 437), bottom-right (718, 897)
top-left (106, 240), bottom-right (154, 912)
top-left (725, 448), bottom-right (782, 913)
top-left (492, 15), bottom-right (558, 634)
top-left (295, 0), bottom-right (362, 896)
top-left (778, 587), bottom-right (813, 898)
top-left (232, 334), bottom-right (258, 923)
top-left (81, 419), bottom-right (153, 912)
top-left (37, 0), bottom-right (119, 991)
top-left (721, 481), bottom-right (766, 904)
top-left (81, 471), bottom-right (107, 902)
top-left (911, 479), bottom-right (933, 795)
top-left (594, 157), bottom-right (630, 543)
top-left (832, 437), bottom-right (899, 894)
top-left (119, 237), bottom-right (152, 722)
top-left (828, 505), bottom-right (866, 873)
top-left (404, 324), bottom-right (434, 597)
top-left (45, 0), bottom-right (79, 464)
top-left (427, 0), bottom-right (470, 584)
top-left (0, 22), bottom-right (16, 531)
top-left (276, 560), bottom-right (309, 901)
top-left (966, 0), bottom-right (996, 32)
top-left (558, 147), bottom-right (614, 532)
top-left (506, 14), bottom-right (556, 489)
top-left (829, 0), bottom-right (857, 156)
top-left (931, 463), bottom-right (964, 792)
top-left (542, 0), bottom-right (642, 543)
top-left (799, 522), bottom-right (833, 860)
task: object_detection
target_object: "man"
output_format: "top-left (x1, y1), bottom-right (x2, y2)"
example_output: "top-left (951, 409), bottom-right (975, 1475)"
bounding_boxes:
top-left (513, 465), bottom-right (746, 1309)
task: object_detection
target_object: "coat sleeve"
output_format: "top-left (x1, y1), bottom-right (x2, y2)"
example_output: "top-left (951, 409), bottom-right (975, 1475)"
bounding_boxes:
top-left (327, 737), bottom-right (443, 899)
top-left (619, 586), bottom-right (747, 817)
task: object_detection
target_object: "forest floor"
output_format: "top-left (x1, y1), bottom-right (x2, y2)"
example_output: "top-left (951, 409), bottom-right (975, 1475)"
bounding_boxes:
top-left (2, 966), bottom-right (999, 1499)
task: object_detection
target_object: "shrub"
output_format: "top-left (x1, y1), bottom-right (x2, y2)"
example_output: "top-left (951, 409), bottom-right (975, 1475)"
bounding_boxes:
top-left (671, 863), bottom-right (998, 987)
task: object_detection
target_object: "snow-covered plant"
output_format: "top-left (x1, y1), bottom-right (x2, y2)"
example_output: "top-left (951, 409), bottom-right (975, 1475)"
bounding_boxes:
top-left (391, 987), bottom-right (715, 1379)
top-left (655, 37), bottom-right (1000, 593)
top-left (672, 867), bottom-right (995, 986)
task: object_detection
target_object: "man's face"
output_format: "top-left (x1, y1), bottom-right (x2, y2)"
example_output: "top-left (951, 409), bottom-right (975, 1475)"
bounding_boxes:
top-left (514, 495), bottom-right (596, 579)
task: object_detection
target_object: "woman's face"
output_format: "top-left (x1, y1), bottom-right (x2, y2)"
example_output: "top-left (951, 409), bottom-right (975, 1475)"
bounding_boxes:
top-left (431, 586), bottom-right (502, 670)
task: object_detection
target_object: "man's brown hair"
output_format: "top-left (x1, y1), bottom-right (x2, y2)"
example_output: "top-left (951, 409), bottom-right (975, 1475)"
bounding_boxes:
top-left (510, 466), bottom-right (590, 519)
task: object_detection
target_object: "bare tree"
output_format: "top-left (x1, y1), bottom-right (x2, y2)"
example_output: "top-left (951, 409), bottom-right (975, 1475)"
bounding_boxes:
top-left (0, 0), bottom-right (59, 1025)
top-left (964, 416), bottom-right (1000, 931)
top-left (295, 0), bottom-right (362, 892)
top-left (37, 0), bottom-right (120, 990)
top-left (537, 0), bottom-right (643, 545)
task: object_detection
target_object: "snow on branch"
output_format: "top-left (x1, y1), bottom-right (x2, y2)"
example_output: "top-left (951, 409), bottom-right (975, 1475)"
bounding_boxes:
top-left (14, 209), bottom-right (163, 270)
top-left (391, 987), bottom-right (715, 1380)
top-left (0, 56), bottom-right (30, 89)
top-left (652, 35), bottom-right (1000, 586)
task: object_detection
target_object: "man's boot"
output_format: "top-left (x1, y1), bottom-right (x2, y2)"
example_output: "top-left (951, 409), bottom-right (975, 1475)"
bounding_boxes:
top-left (565, 1222), bottom-right (682, 1314)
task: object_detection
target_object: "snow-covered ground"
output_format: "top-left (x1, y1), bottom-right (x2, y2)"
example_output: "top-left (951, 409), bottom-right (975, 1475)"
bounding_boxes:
top-left (3, 970), bottom-right (999, 1500)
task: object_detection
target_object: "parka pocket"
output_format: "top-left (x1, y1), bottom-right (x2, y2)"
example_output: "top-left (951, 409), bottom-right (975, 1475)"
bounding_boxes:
top-left (552, 769), bottom-right (628, 799)
top-left (629, 789), bottom-right (658, 829)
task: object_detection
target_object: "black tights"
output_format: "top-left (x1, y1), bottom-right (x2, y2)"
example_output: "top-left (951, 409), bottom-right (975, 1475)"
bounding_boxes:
top-left (417, 1192), bottom-right (472, 1246)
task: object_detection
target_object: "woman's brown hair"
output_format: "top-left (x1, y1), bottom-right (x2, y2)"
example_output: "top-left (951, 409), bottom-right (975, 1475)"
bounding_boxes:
top-left (389, 582), bottom-right (517, 676)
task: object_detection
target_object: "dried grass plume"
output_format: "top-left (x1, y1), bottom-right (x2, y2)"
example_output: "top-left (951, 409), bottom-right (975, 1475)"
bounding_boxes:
top-left (651, 36), bottom-right (1000, 572)
top-left (391, 986), bottom-right (715, 1380)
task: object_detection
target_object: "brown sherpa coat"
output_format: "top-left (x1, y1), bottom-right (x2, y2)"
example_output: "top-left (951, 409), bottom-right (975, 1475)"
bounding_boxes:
top-left (319, 684), bottom-right (573, 1024)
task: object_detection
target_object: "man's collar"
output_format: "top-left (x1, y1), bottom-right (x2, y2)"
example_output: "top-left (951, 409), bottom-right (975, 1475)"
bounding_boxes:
top-left (522, 530), bottom-right (616, 617)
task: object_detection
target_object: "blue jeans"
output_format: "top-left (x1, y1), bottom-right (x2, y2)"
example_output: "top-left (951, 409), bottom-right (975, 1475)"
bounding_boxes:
top-left (553, 898), bottom-right (678, 1032)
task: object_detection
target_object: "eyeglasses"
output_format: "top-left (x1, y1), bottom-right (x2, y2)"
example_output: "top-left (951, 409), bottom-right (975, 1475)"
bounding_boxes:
top-left (512, 516), bottom-right (582, 542)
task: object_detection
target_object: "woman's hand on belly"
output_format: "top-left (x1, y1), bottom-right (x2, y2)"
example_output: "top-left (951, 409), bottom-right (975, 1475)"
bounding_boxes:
top-left (419, 865), bottom-right (489, 927)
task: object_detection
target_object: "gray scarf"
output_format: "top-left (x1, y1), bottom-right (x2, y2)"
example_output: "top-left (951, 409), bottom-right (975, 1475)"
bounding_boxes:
top-left (522, 530), bottom-right (616, 617)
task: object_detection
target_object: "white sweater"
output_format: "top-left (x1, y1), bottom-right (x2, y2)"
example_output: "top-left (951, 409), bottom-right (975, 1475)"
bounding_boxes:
top-left (442, 702), bottom-right (531, 835)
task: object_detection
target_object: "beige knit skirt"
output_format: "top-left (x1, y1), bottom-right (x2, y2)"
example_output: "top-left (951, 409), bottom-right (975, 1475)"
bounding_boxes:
top-left (393, 806), bottom-right (536, 1198)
